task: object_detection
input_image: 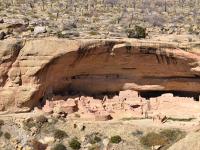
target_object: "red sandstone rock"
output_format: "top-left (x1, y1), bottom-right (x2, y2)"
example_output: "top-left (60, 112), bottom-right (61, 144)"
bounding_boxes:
top-left (42, 100), bottom-right (53, 114)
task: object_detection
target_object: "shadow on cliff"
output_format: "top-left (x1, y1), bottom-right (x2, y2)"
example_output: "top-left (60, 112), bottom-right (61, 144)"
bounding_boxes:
top-left (0, 40), bottom-right (25, 87)
top-left (22, 41), bottom-right (200, 109)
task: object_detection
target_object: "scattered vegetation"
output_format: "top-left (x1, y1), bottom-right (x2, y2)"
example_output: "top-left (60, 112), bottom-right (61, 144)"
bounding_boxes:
top-left (140, 132), bottom-right (167, 147)
top-left (92, 136), bottom-right (101, 144)
top-left (53, 143), bottom-right (67, 150)
top-left (0, 119), bottom-right (4, 126)
top-left (89, 31), bottom-right (99, 36)
top-left (168, 117), bottom-right (195, 122)
top-left (54, 129), bottom-right (68, 140)
top-left (0, 130), bottom-right (3, 137)
top-left (35, 115), bottom-right (48, 124)
top-left (69, 138), bottom-right (81, 150)
top-left (57, 31), bottom-right (68, 38)
top-left (110, 135), bottom-right (122, 144)
top-left (4, 132), bottom-right (11, 139)
top-left (23, 118), bottom-right (38, 131)
top-left (87, 133), bottom-right (102, 144)
top-left (188, 26), bottom-right (200, 35)
top-left (74, 113), bottom-right (81, 118)
top-left (40, 120), bottom-right (57, 134)
top-left (126, 26), bottom-right (147, 39)
top-left (0, 0), bottom-right (199, 39)
top-left (132, 130), bottom-right (144, 137)
top-left (31, 139), bottom-right (48, 150)
top-left (160, 129), bottom-right (185, 143)
top-left (140, 129), bottom-right (185, 148)
top-left (23, 116), bottom-right (49, 133)
top-left (121, 117), bottom-right (145, 121)
top-left (88, 144), bottom-right (101, 150)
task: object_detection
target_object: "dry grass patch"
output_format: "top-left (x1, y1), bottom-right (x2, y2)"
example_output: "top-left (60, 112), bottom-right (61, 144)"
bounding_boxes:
top-left (140, 129), bottom-right (185, 149)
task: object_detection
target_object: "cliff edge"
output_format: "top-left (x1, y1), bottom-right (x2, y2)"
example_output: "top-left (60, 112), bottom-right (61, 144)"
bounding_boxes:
top-left (0, 38), bottom-right (199, 112)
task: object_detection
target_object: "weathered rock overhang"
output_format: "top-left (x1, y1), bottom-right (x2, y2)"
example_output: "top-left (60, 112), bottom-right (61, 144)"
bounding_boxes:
top-left (0, 38), bottom-right (200, 112)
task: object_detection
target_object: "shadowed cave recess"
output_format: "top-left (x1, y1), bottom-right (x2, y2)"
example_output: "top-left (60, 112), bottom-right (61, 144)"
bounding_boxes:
top-left (34, 42), bottom-right (200, 109)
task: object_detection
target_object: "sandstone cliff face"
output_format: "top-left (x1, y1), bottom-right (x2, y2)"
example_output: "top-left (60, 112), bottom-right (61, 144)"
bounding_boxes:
top-left (0, 38), bottom-right (199, 112)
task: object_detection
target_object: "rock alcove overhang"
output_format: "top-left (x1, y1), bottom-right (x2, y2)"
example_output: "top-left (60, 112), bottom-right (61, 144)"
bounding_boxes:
top-left (0, 38), bottom-right (200, 112)
top-left (29, 40), bottom-right (200, 108)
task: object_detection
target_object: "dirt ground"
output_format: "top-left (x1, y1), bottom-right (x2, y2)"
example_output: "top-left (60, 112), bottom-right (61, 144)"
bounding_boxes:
top-left (1, 95), bottom-right (200, 150)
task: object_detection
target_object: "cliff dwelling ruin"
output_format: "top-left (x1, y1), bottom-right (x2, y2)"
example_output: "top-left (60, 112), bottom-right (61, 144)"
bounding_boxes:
top-left (23, 40), bottom-right (199, 120)
top-left (0, 39), bottom-right (200, 117)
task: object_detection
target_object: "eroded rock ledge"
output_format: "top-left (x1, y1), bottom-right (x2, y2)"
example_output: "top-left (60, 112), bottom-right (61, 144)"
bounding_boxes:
top-left (0, 38), bottom-right (200, 112)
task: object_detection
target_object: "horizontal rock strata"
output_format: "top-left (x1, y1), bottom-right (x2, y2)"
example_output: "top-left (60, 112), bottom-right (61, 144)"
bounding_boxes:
top-left (0, 38), bottom-right (199, 112)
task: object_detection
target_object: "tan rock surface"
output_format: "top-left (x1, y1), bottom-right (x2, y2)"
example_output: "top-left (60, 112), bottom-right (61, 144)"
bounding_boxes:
top-left (0, 38), bottom-right (199, 112)
top-left (168, 131), bottom-right (200, 150)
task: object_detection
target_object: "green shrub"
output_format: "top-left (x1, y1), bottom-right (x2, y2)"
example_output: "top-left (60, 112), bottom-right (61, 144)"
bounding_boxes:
top-left (94, 136), bottom-right (101, 143)
top-left (53, 143), bottom-right (67, 150)
top-left (110, 135), bottom-right (122, 144)
top-left (0, 130), bottom-right (3, 137)
top-left (121, 117), bottom-right (144, 121)
top-left (132, 130), bottom-right (143, 137)
top-left (74, 114), bottom-right (80, 118)
top-left (57, 31), bottom-right (80, 38)
top-left (23, 116), bottom-right (48, 133)
top-left (23, 118), bottom-right (37, 130)
top-left (140, 132), bottom-right (167, 147)
top-left (135, 26), bottom-right (146, 38)
top-left (85, 133), bottom-right (102, 145)
top-left (89, 135), bottom-right (101, 144)
top-left (0, 120), bottom-right (4, 126)
top-left (188, 26), bottom-right (194, 34)
top-left (35, 115), bottom-right (48, 124)
top-left (57, 31), bottom-right (65, 38)
top-left (41, 124), bottom-right (55, 135)
top-left (168, 117), bottom-right (195, 122)
top-left (4, 132), bottom-right (11, 139)
top-left (140, 129), bottom-right (185, 148)
top-left (126, 25), bottom-right (146, 39)
top-left (54, 129), bottom-right (68, 140)
top-left (89, 31), bottom-right (99, 35)
top-left (160, 129), bottom-right (184, 143)
top-left (69, 138), bottom-right (81, 150)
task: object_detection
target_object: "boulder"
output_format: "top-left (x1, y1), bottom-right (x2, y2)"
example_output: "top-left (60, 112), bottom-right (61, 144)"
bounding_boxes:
top-left (34, 26), bottom-right (47, 35)
top-left (39, 136), bottom-right (55, 144)
top-left (103, 138), bottom-right (110, 149)
top-left (152, 145), bottom-right (162, 150)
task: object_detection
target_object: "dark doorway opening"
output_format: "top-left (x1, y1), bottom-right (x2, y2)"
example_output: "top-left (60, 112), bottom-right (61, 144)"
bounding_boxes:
top-left (139, 91), bottom-right (199, 101)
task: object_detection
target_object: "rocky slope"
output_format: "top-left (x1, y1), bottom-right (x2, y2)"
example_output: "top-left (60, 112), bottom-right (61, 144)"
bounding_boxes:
top-left (0, 0), bottom-right (200, 39)
top-left (0, 38), bottom-right (199, 112)
top-left (168, 131), bottom-right (200, 150)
